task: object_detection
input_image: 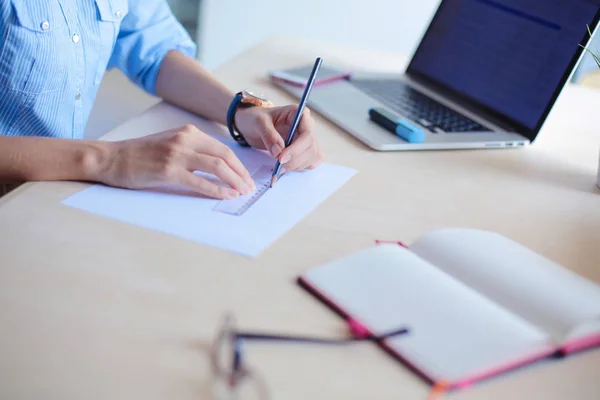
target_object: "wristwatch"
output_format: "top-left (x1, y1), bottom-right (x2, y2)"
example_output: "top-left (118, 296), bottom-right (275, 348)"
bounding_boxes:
top-left (227, 90), bottom-right (274, 147)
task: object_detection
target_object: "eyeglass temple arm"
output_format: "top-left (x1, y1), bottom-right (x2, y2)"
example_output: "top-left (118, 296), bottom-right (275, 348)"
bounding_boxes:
top-left (235, 326), bottom-right (409, 345)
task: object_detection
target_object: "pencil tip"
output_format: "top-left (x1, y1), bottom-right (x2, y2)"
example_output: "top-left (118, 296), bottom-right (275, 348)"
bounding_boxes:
top-left (270, 176), bottom-right (277, 188)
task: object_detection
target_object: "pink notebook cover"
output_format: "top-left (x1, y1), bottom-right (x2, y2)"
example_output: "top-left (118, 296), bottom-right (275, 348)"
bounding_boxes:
top-left (269, 72), bottom-right (351, 88)
top-left (297, 242), bottom-right (600, 389)
top-left (561, 334), bottom-right (600, 354)
top-left (297, 275), bottom-right (561, 389)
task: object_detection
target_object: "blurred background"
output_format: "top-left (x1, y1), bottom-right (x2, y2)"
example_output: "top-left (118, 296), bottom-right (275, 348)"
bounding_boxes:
top-left (186, 0), bottom-right (440, 70)
top-left (167, 0), bottom-right (600, 79)
top-left (86, 0), bottom-right (600, 138)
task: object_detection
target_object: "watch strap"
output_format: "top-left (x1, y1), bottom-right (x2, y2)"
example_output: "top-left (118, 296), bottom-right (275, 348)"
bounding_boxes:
top-left (227, 92), bottom-right (251, 147)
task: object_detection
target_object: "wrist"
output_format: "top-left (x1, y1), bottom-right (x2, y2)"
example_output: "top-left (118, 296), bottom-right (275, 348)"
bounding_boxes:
top-left (227, 91), bottom-right (274, 147)
top-left (79, 140), bottom-right (116, 183)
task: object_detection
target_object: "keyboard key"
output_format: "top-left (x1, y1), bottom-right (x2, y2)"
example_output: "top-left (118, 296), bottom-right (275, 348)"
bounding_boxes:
top-left (351, 78), bottom-right (492, 133)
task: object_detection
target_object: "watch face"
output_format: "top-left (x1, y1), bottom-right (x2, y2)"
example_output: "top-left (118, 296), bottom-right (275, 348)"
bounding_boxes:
top-left (242, 90), bottom-right (268, 102)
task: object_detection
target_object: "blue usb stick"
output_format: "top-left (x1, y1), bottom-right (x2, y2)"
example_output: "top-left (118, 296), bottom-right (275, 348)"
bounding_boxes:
top-left (368, 107), bottom-right (426, 143)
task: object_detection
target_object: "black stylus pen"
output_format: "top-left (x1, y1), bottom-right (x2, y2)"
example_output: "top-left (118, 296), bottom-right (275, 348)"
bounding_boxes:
top-left (270, 57), bottom-right (323, 188)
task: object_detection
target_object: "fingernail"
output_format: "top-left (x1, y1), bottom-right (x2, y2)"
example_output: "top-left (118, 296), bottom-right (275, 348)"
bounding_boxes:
top-left (226, 189), bottom-right (239, 199)
top-left (270, 144), bottom-right (283, 157)
top-left (280, 153), bottom-right (291, 164)
top-left (241, 184), bottom-right (250, 194)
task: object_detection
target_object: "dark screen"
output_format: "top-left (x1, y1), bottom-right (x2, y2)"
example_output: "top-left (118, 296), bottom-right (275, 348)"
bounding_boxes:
top-left (407, 0), bottom-right (600, 131)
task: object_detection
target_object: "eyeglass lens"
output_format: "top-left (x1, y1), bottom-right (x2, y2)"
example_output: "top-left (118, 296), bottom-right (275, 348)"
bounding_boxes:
top-left (211, 314), bottom-right (268, 400)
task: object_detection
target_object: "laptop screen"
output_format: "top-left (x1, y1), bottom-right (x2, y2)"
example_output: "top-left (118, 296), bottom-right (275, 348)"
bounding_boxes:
top-left (406, 0), bottom-right (600, 135)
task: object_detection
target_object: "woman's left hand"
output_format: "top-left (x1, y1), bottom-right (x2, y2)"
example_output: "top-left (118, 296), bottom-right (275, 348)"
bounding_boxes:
top-left (234, 105), bottom-right (324, 171)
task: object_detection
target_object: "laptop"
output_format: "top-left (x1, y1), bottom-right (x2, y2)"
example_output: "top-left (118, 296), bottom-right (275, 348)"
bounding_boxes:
top-left (272, 0), bottom-right (600, 151)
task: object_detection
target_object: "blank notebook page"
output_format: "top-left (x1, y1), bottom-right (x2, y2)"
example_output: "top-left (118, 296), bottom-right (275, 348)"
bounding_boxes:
top-left (303, 245), bottom-right (555, 383)
top-left (409, 228), bottom-right (600, 342)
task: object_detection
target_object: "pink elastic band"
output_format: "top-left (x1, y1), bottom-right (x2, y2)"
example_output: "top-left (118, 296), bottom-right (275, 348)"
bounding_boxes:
top-left (347, 318), bottom-right (370, 339)
top-left (375, 240), bottom-right (407, 248)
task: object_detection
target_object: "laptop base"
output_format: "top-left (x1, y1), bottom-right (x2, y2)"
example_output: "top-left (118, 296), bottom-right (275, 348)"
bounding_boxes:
top-left (274, 76), bottom-right (530, 151)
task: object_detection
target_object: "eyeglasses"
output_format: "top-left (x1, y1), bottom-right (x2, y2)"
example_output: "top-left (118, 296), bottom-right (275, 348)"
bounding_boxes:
top-left (208, 312), bottom-right (411, 400)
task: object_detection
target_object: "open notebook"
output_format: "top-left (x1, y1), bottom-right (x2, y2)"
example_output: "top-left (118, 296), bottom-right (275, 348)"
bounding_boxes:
top-left (298, 228), bottom-right (600, 388)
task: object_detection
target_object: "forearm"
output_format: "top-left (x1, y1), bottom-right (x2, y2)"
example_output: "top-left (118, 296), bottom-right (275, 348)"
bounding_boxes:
top-left (0, 136), bottom-right (112, 183)
top-left (155, 50), bottom-right (234, 126)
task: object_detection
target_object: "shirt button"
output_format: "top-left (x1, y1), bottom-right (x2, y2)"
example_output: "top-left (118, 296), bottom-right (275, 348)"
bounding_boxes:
top-left (115, 10), bottom-right (122, 19)
top-left (72, 34), bottom-right (80, 43)
top-left (40, 21), bottom-right (50, 31)
top-left (75, 92), bottom-right (81, 101)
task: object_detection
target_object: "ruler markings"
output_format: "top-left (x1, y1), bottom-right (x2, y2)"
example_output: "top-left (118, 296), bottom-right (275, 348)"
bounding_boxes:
top-left (213, 165), bottom-right (274, 216)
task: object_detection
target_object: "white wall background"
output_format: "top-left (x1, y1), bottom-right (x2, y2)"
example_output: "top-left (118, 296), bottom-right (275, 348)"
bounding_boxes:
top-left (192, 0), bottom-right (600, 79)
top-left (197, 0), bottom-right (442, 70)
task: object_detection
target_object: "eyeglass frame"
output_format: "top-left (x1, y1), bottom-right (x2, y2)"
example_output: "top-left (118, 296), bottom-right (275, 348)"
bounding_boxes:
top-left (209, 312), bottom-right (410, 399)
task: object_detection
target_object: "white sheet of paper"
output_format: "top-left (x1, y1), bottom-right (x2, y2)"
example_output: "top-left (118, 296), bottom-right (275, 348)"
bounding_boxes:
top-left (61, 105), bottom-right (356, 257)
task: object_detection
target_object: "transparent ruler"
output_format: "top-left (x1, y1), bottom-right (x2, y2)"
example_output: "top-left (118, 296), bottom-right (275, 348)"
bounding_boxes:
top-left (213, 165), bottom-right (273, 216)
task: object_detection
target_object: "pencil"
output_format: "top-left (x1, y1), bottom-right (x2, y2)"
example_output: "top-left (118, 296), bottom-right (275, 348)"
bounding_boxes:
top-left (270, 57), bottom-right (323, 187)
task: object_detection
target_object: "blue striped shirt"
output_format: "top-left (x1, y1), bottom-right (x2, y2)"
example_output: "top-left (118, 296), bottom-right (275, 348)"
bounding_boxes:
top-left (0, 0), bottom-right (197, 139)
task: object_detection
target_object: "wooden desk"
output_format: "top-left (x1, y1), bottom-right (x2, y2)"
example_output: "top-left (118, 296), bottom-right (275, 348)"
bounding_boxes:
top-left (1, 37), bottom-right (599, 400)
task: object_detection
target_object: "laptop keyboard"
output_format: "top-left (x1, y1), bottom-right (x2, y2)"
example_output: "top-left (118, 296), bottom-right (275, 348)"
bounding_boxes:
top-left (351, 78), bottom-right (491, 133)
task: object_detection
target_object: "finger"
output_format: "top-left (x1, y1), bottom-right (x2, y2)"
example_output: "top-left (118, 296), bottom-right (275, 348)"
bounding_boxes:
top-left (278, 108), bottom-right (316, 164)
top-left (301, 152), bottom-right (325, 171)
top-left (188, 153), bottom-right (252, 195)
top-left (194, 134), bottom-right (255, 189)
top-left (176, 171), bottom-right (240, 200)
top-left (282, 105), bottom-right (315, 136)
top-left (176, 124), bottom-right (253, 187)
top-left (257, 113), bottom-right (286, 158)
top-left (285, 105), bottom-right (313, 126)
top-left (282, 145), bottom-right (321, 172)
top-left (278, 131), bottom-right (312, 165)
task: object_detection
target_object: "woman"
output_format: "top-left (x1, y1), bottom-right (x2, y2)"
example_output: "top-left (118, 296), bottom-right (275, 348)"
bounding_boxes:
top-left (0, 0), bottom-right (323, 198)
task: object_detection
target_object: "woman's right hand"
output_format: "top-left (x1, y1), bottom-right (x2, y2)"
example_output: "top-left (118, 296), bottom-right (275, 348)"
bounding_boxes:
top-left (98, 124), bottom-right (255, 199)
